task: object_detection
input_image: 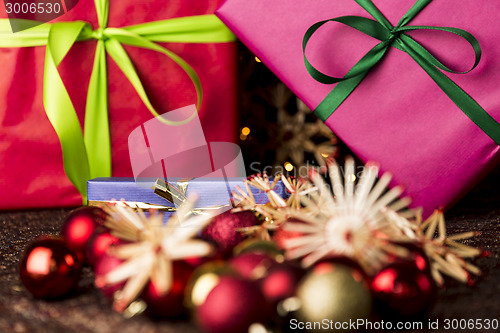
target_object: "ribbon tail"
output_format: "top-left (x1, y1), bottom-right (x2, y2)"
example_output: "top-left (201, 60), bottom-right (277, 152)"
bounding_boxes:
top-left (355, 0), bottom-right (393, 30)
top-left (84, 39), bottom-right (111, 179)
top-left (104, 30), bottom-right (202, 124)
top-left (94, 0), bottom-right (109, 28)
top-left (399, 39), bottom-right (500, 145)
top-left (314, 41), bottom-right (390, 121)
top-left (396, 0), bottom-right (433, 28)
top-left (315, 72), bottom-right (369, 122)
top-left (43, 22), bottom-right (91, 203)
top-left (104, 38), bottom-right (181, 123)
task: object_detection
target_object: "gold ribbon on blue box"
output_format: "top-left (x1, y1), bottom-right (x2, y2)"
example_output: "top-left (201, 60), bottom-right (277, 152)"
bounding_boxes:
top-left (89, 178), bottom-right (230, 216)
top-left (87, 177), bottom-right (289, 220)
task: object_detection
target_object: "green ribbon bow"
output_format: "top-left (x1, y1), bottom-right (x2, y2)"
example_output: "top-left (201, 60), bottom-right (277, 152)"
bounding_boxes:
top-left (303, 0), bottom-right (500, 145)
top-left (0, 0), bottom-right (235, 204)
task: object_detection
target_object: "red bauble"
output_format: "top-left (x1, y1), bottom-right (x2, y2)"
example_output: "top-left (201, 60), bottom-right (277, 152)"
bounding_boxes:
top-left (371, 259), bottom-right (437, 319)
top-left (94, 252), bottom-right (125, 299)
top-left (196, 276), bottom-right (269, 333)
top-left (272, 225), bottom-right (304, 250)
top-left (19, 236), bottom-right (83, 299)
top-left (201, 211), bottom-right (259, 254)
top-left (393, 242), bottom-right (431, 273)
top-left (141, 260), bottom-right (194, 318)
top-left (229, 252), bottom-right (276, 280)
top-left (85, 228), bottom-right (121, 268)
top-left (185, 260), bottom-right (237, 310)
top-left (183, 256), bottom-right (213, 268)
top-left (260, 264), bottom-right (305, 304)
top-left (61, 206), bottom-right (106, 261)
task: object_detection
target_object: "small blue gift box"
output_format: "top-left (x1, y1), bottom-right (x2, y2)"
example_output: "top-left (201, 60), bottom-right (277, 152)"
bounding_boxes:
top-left (87, 177), bottom-right (287, 220)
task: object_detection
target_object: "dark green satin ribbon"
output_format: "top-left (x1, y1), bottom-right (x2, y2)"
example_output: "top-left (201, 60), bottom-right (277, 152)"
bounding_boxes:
top-left (0, 0), bottom-right (235, 204)
top-left (304, 0), bottom-right (500, 145)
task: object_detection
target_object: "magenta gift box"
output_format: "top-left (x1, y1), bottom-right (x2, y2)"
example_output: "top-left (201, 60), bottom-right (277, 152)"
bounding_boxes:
top-left (217, 0), bottom-right (500, 216)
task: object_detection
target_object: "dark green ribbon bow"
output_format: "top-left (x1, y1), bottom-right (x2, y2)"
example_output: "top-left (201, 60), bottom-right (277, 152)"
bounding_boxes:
top-left (304, 0), bottom-right (500, 145)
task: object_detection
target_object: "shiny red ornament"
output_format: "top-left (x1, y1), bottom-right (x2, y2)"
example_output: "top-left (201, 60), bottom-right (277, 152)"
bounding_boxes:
top-left (19, 236), bottom-right (83, 299)
top-left (196, 276), bottom-right (269, 333)
top-left (272, 224), bottom-right (304, 250)
top-left (185, 260), bottom-right (236, 310)
top-left (183, 254), bottom-right (224, 269)
top-left (61, 206), bottom-right (106, 261)
top-left (85, 228), bottom-right (121, 268)
top-left (388, 242), bottom-right (431, 272)
top-left (201, 211), bottom-right (259, 254)
top-left (94, 252), bottom-right (125, 299)
top-left (260, 264), bottom-right (305, 304)
top-left (229, 252), bottom-right (276, 280)
top-left (141, 260), bottom-right (193, 318)
top-left (371, 259), bottom-right (437, 319)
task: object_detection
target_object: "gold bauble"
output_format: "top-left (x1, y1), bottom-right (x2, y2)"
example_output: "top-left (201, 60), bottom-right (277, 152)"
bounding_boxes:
top-left (295, 261), bottom-right (372, 333)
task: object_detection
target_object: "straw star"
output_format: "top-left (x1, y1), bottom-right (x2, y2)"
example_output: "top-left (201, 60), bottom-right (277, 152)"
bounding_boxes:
top-left (231, 172), bottom-right (320, 239)
top-left (275, 97), bottom-right (337, 168)
top-left (232, 174), bottom-right (288, 215)
top-left (404, 209), bottom-right (484, 286)
top-left (282, 157), bottom-right (414, 274)
top-left (96, 195), bottom-right (215, 312)
top-left (280, 175), bottom-right (317, 210)
top-left (231, 174), bottom-right (288, 240)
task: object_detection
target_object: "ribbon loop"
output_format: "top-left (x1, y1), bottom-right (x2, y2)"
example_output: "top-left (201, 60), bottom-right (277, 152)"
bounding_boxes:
top-left (304, 0), bottom-right (500, 145)
top-left (303, 16), bottom-right (390, 85)
top-left (104, 27), bottom-right (203, 123)
top-left (44, 21), bottom-right (92, 198)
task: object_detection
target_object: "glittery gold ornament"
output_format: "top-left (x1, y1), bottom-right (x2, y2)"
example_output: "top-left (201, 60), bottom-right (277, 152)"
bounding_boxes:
top-left (295, 261), bottom-right (372, 333)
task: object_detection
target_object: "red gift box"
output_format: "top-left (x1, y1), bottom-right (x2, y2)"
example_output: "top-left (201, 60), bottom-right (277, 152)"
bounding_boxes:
top-left (0, 0), bottom-right (237, 209)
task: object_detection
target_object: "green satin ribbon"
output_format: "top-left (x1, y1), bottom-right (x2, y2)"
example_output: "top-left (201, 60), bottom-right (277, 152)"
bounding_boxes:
top-left (0, 0), bottom-right (235, 204)
top-left (304, 0), bottom-right (500, 145)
